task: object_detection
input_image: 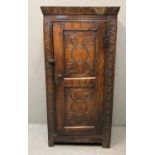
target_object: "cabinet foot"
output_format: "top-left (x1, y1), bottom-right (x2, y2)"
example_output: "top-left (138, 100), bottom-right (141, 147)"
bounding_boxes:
top-left (102, 127), bottom-right (111, 148)
top-left (102, 142), bottom-right (110, 148)
top-left (48, 139), bottom-right (54, 147)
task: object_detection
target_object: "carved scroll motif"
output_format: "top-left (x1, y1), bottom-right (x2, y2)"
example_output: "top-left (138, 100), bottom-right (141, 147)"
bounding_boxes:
top-left (64, 31), bottom-right (96, 77)
top-left (65, 87), bottom-right (95, 126)
top-left (102, 17), bottom-right (117, 148)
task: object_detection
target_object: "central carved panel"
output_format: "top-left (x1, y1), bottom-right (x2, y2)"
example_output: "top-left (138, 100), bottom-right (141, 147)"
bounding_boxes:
top-left (64, 30), bottom-right (96, 77)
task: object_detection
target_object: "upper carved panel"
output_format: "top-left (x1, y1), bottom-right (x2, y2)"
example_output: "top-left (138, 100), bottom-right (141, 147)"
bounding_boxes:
top-left (64, 30), bottom-right (96, 77)
top-left (41, 7), bottom-right (120, 15)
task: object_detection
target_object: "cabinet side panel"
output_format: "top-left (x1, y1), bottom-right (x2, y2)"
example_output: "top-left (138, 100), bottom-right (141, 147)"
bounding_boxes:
top-left (102, 16), bottom-right (117, 148)
top-left (43, 16), bottom-right (56, 145)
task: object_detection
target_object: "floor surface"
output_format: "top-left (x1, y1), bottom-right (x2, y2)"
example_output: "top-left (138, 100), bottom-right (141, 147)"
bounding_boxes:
top-left (29, 124), bottom-right (126, 155)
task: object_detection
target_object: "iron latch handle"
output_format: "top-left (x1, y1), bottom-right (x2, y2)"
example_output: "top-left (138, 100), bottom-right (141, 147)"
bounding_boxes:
top-left (55, 73), bottom-right (63, 87)
top-left (49, 58), bottom-right (55, 64)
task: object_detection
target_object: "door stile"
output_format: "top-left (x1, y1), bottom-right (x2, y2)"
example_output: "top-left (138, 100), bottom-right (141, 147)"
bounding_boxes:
top-left (53, 22), bottom-right (65, 134)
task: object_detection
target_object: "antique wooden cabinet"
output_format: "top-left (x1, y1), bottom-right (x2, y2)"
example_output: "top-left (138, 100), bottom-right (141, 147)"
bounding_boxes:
top-left (41, 7), bottom-right (120, 148)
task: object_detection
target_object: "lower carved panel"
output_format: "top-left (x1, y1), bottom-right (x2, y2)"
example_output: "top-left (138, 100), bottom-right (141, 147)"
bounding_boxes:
top-left (64, 87), bottom-right (96, 126)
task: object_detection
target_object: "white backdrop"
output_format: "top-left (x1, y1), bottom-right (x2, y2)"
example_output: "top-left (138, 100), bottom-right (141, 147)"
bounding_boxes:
top-left (28, 0), bottom-right (126, 126)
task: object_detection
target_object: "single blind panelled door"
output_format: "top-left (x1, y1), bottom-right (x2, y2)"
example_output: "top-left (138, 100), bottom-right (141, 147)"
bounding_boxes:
top-left (53, 21), bottom-right (107, 136)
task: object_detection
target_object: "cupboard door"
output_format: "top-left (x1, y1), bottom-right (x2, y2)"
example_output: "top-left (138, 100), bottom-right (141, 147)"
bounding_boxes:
top-left (53, 21), bottom-right (108, 135)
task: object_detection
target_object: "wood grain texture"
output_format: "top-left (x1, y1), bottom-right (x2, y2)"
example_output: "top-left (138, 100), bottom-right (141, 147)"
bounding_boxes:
top-left (41, 7), bottom-right (119, 148)
top-left (64, 29), bottom-right (96, 78)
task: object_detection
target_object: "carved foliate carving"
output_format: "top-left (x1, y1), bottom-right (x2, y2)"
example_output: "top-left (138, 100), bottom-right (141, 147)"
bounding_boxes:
top-left (104, 17), bottom-right (117, 128)
top-left (41, 7), bottom-right (120, 16)
top-left (102, 17), bottom-right (117, 148)
top-left (64, 31), bottom-right (96, 77)
top-left (65, 87), bottom-right (95, 126)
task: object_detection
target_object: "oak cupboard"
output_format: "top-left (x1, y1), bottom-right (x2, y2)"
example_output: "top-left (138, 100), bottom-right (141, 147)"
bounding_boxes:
top-left (41, 7), bottom-right (120, 148)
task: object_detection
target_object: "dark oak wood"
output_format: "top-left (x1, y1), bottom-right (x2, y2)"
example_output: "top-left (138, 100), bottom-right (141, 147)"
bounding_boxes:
top-left (41, 7), bottom-right (120, 148)
top-left (41, 7), bottom-right (120, 15)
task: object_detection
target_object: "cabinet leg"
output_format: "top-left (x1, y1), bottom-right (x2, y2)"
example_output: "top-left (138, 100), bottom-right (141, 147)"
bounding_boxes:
top-left (48, 138), bottom-right (54, 147)
top-left (102, 128), bottom-right (111, 148)
top-left (102, 141), bottom-right (110, 148)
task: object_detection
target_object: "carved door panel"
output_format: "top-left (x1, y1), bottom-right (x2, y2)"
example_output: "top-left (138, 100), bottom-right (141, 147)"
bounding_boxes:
top-left (53, 21), bottom-right (108, 136)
